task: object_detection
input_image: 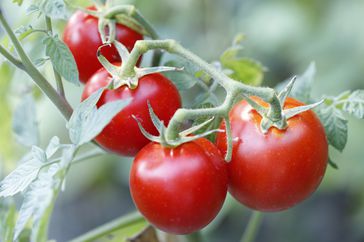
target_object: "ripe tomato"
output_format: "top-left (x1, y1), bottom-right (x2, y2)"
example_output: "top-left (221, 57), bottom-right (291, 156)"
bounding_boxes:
top-left (81, 65), bottom-right (181, 156)
top-left (63, 6), bottom-right (143, 83)
top-left (216, 97), bottom-right (328, 212)
top-left (130, 138), bottom-right (228, 234)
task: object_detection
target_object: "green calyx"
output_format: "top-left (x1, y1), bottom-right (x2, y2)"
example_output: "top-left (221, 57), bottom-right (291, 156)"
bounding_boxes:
top-left (96, 40), bottom-right (182, 90)
top-left (133, 102), bottom-right (223, 148)
top-left (80, 3), bottom-right (157, 44)
top-left (258, 76), bottom-right (324, 133)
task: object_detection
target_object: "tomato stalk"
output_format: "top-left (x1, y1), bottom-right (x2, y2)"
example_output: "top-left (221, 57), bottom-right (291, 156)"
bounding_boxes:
top-left (240, 211), bottom-right (264, 242)
top-left (69, 212), bottom-right (145, 242)
top-left (0, 11), bottom-right (73, 120)
top-left (113, 39), bottom-right (284, 160)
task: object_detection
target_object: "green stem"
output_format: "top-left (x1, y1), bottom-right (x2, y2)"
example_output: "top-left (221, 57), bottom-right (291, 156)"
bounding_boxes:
top-left (186, 231), bottom-right (204, 242)
top-left (45, 16), bottom-right (65, 98)
top-left (104, 5), bottom-right (159, 39)
top-left (115, 39), bottom-right (284, 155)
top-left (0, 45), bottom-right (24, 70)
top-left (240, 211), bottom-right (263, 242)
top-left (0, 11), bottom-right (73, 120)
top-left (69, 212), bottom-right (145, 242)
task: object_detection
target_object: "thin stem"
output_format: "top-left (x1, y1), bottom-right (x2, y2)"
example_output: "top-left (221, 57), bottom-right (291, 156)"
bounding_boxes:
top-left (240, 211), bottom-right (263, 242)
top-left (116, 39), bottom-right (284, 144)
top-left (0, 44), bottom-right (24, 70)
top-left (104, 5), bottom-right (159, 39)
top-left (45, 16), bottom-right (65, 97)
top-left (0, 11), bottom-right (73, 120)
top-left (69, 212), bottom-right (145, 242)
top-left (185, 231), bottom-right (204, 242)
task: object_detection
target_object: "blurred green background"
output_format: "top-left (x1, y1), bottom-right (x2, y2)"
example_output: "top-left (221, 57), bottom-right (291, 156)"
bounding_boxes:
top-left (1, 0), bottom-right (364, 241)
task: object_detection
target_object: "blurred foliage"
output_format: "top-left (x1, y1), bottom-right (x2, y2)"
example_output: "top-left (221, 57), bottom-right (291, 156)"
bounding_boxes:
top-left (1, 0), bottom-right (364, 242)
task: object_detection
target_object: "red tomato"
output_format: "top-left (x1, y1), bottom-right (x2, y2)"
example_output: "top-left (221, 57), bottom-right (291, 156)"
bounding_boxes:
top-left (216, 97), bottom-right (328, 212)
top-left (81, 65), bottom-right (181, 156)
top-left (63, 6), bottom-right (143, 83)
top-left (130, 138), bottom-right (228, 234)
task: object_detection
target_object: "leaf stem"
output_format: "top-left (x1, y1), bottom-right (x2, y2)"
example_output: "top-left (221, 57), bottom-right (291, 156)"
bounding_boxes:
top-left (69, 212), bottom-right (145, 242)
top-left (240, 211), bottom-right (263, 242)
top-left (0, 11), bottom-right (73, 120)
top-left (45, 16), bottom-right (65, 98)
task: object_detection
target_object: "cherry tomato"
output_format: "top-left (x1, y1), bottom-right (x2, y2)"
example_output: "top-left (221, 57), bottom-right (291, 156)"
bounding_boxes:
top-left (130, 138), bottom-right (228, 234)
top-left (63, 6), bottom-right (143, 83)
top-left (81, 65), bottom-right (181, 156)
top-left (216, 97), bottom-right (328, 212)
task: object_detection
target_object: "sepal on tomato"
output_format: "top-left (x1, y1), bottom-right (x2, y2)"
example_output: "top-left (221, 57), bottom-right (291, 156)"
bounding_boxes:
top-left (133, 102), bottom-right (223, 148)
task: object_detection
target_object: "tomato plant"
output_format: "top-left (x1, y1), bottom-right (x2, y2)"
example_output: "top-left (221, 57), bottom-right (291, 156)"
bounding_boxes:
top-left (0, 1), bottom-right (363, 242)
top-left (130, 138), bottom-right (228, 234)
top-left (63, 7), bottom-right (143, 83)
top-left (82, 65), bottom-right (181, 156)
top-left (216, 97), bottom-right (328, 211)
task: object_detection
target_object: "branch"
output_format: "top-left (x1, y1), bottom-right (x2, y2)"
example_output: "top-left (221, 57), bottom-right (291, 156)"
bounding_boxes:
top-left (0, 11), bottom-right (73, 120)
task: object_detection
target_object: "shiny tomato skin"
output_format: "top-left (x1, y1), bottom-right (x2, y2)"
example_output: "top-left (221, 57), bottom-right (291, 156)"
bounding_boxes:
top-left (81, 66), bottom-right (181, 156)
top-left (130, 138), bottom-right (228, 234)
top-left (216, 97), bottom-right (328, 212)
top-left (63, 7), bottom-right (143, 83)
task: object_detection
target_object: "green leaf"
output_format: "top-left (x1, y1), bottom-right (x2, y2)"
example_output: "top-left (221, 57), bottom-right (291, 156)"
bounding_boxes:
top-left (343, 90), bottom-right (364, 119)
top-left (31, 0), bottom-right (68, 19)
top-left (67, 88), bottom-right (131, 146)
top-left (0, 157), bottom-right (43, 198)
top-left (12, 0), bottom-right (24, 5)
top-left (43, 35), bottom-right (80, 86)
top-left (317, 105), bottom-right (348, 152)
top-left (163, 60), bottom-right (197, 90)
top-left (12, 94), bottom-right (39, 147)
top-left (220, 50), bottom-right (264, 86)
top-left (14, 164), bottom-right (60, 241)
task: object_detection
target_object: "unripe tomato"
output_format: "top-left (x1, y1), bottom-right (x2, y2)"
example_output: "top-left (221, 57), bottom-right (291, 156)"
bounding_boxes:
top-left (63, 6), bottom-right (143, 83)
top-left (81, 65), bottom-right (181, 156)
top-left (216, 97), bottom-right (328, 211)
top-left (130, 138), bottom-right (228, 234)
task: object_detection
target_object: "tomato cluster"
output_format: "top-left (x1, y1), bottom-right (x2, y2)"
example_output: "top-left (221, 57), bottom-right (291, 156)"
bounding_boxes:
top-left (66, 7), bottom-right (328, 235)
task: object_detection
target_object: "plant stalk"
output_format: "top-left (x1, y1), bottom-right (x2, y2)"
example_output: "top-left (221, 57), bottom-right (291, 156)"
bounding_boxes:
top-left (240, 211), bottom-right (263, 242)
top-left (0, 11), bottom-right (73, 120)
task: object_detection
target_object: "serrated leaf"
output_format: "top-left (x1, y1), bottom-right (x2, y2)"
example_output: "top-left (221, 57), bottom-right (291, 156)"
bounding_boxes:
top-left (67, 88), bottom-right (131, 146)
top-left (31, 146), bottom-right (47, 163)
top-left (14, 164), bottom-right (60, 241)
top-left (343, 90), bottom-right (364, 119)
top-left (220, 52), bottom-right (264, 86)
top-left (220, 46), bottom-right (264, 86)
top-left (45, 136), bottom-right (60, 158)
top-left (43, 35), bottom-right (80, 86)
top-left (32, 0), bottom-right (68, 19)
top-left (317, 105), bottom-right (348, 152)
top-left (164, 60), bottom-right (197, 90)
top-left (12, 95), bottom-right (39, 147)
top-left (0, 159), bottom-right (43, 197)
